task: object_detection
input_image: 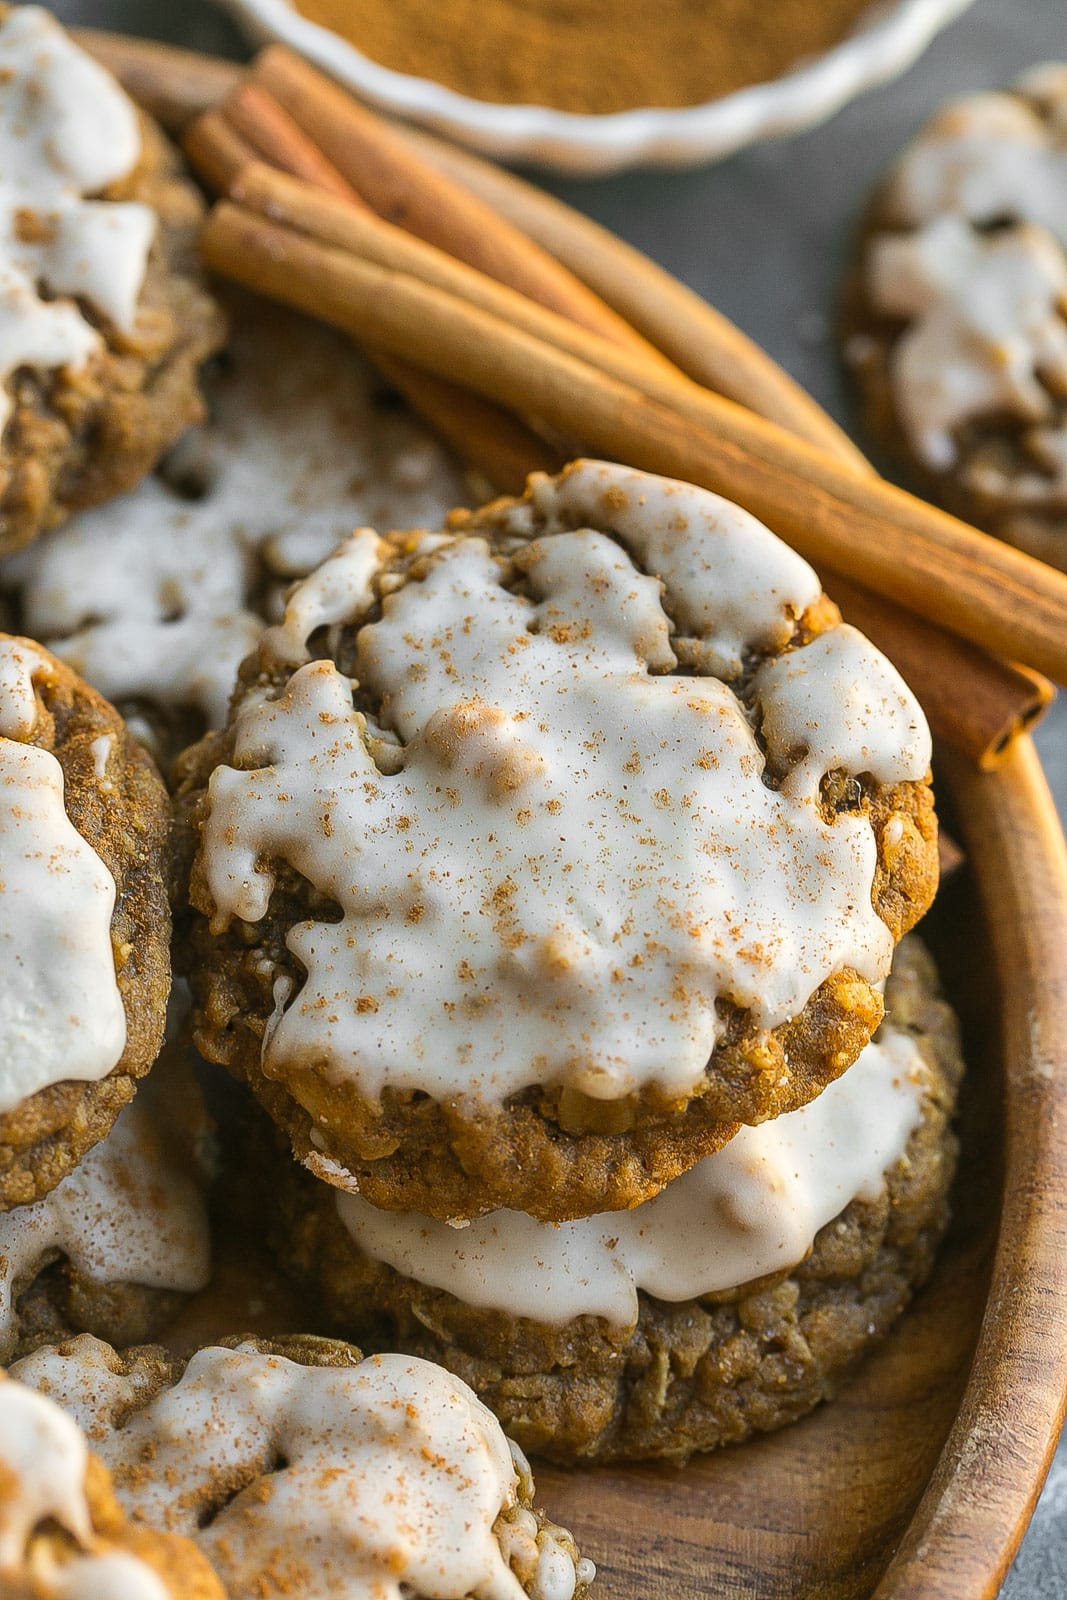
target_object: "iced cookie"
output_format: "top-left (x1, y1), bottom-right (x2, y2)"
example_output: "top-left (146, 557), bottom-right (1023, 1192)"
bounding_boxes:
top-left (0, 1063), bottom-right (212, 1362)
top-left (3, 294), bottom-right (466, 760)
top-left (0, 635), bottom-right (171, 1207)
top-left (0, 1375), bottom-right (224, 1600)
top-left (0, 7), bottom-right (223, 556)
top-left (843, 66), bottom-right (1067, 569)
top-left (178, 461), bottom-right (937, 1222)
top-left (13, 1333), bottom-right (596, 1600)
top-left (264, 938), bottom-right (961, 1462)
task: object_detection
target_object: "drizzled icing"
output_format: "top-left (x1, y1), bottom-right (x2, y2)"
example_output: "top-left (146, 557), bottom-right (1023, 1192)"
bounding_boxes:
top-left (0, 1083), bottom-right (211, 1357)
top-left (201, 464), bottom-right (929, 1107)
top-left (0, 1382), bottom-right (91, 1561)
top-left (13, 1335), bottom-right (163, 1437)
top-left (14, 1344), bottom-right (582, 1600)
top-left (496, 461), bottom-right (823, 680)
top-left (753, 624), bottom-right (931, 801)
top-left (864, 78), bottom-right (1067, 475)
top-left (6, 306), bottom-right (464, 730)
top-left (0, 1382), bottom-right (167, 1600)
top-left (336, 1022), bottom-right (928, 1326)
top-left (0, 8), bottom-right (154, 430)
top-left (0, 639), bottom-right (125, 1114)
top-left (48, 1552), bottom-right (169, 1600)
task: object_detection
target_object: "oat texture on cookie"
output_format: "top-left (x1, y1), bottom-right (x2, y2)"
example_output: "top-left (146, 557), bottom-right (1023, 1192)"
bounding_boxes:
top-left (182, 462), bottom-right (936, 1222)
top-left (265, 938), bottom-right (962, 1462)
top-left (331, 1012), bottom-right (930, 1328)
top-left (12, 1336), bottom-right (595, 1600)
top-left (0, 633), bottom-right (171, 1210)
top-left (0, 7), bottom-right (155, 425)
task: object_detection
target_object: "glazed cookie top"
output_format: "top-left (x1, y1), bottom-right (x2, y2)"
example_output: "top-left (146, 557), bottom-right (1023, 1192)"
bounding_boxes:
top-left (333, 1011), bottom-right (929, 1327)
top-left (6, 304), bottom-right (466, 739)
top-left (0, 637), bottom-right (125, 1113)
top-left (0, 1379), bottom-right (193, 1600)
top-left (200, 461), bottom-right (930, 1110)
top-left (0, 1075), bottom-right (211, 1357)
top-left (15, 1338), bottom-right (594, 1600)
top-left (861, 67), bottom-right (1067, 484)
top-left (0, 7), bottom-right (155, 424)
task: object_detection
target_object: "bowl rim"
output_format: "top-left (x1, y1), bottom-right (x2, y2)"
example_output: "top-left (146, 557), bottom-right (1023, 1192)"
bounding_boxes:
top-left (223, 0), bottom-right (977, 172)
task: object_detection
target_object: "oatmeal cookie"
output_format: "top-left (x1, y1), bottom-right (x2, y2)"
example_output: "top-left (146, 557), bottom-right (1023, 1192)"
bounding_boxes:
top-left (3, 292), bottom-right (466, 763)
top-left (263, 937), bottom-right (962, 1462)
top-left (0, 635), bottom-right (171, 1208)
top-left (0, 1373), bottom-right (223, 1600)
top-left (0, 1061), bottom-right (212, 1363)
top-left (13, 1332), bottom-right (596, 1600)
top-left (842, 65), bottom-right (1067, 570)
top-left (0, 7), bottom-right (224, 557)
top-left (178, 461), bottom-right (937, 1222)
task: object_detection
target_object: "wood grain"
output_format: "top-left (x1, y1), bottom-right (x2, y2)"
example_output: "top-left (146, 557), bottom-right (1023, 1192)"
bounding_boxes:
top-left (72, 32), bottom-right (1067, 1598)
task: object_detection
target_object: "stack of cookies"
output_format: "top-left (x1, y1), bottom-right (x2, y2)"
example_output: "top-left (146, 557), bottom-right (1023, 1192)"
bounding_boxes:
top-left (0, 13), bottom-right (594, 1598)
top-left (177, 459), bottom-right (962, 1463)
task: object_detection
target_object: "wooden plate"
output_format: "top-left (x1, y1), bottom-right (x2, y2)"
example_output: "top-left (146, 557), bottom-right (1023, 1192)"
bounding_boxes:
top-left (81, 34), bottom-right (1067, 1599)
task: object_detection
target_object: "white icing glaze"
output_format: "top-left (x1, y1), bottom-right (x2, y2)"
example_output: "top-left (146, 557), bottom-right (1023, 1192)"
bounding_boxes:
top-left (90, 734), bottom-right (113, 789)
top-left (201, 466), bottom-right (929, 1106)
top-left (0, 8), bottom-right (153, 429)
top-left (6, 307), bottom-right (464, 730)
top-left (866, 83), bottom-right (1067, 471)
top-left (0, 1382), bottom-right (92, 1563)
top-left (262, 529), bottom-right (389, 668)
top-left (501, 461), bottom-right (823, 680)
top-left (0, 1382), bottom-right (168, 1600)
top-left (868, 213), bottom-right (1067, 470)
top-left (0, 1083), bottom-right (211, 1356)
top-left (335, 1023), bottom-right (928, 1327)
top-left (17, 1344), bottom-right (572, 1600)
top-left (0, 641), bottom-right (125, 1113)
top-left (0, 635), bottom-right (44, 738)
top-left (754, 624), bottom-right (931, 800)
top-left (47, 1551), bottom-right (169, 1600)
top-left (885, 90), bottom-right (1067, 242)
top-left (12, 1334), bottom-right (164, 1442)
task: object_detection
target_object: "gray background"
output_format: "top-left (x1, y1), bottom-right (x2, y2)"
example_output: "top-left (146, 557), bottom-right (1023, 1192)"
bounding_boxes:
top-left (46, 0), bottom-right (1067, 1591)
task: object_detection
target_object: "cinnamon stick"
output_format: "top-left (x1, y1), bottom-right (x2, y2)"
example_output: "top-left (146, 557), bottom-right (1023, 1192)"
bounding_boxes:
top-left (76, 27), bottom-right (1054, 762)
top-left (395, 121), bottom-right (871, 471)
top-left (184, 101), bottom-right (561, 496)
top-left (222, 81), bottom-right (358, 200)
top-left (938, 830), bottom-right (966, 879)
top-left (251, 45), bottom-right (676, 372)
top-left (201, 202), bottom-right (1067, 689)
top-left (182, 109), bottom-right (255, 197)
top-left (229, 162), bottom-right (690, 392)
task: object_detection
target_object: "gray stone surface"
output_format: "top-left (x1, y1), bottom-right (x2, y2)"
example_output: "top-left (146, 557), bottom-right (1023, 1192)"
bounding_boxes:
top-left (41, 0), bottom-right (1067, 1591)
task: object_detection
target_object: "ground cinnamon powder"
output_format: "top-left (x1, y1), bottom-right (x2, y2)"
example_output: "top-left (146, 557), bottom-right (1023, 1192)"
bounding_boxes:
top-left (295, 0), bottom-right (876, 115)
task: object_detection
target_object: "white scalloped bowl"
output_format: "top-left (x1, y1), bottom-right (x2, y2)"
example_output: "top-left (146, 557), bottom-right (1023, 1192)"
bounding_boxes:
top-left (222, 0), bottom-right (976, 175)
